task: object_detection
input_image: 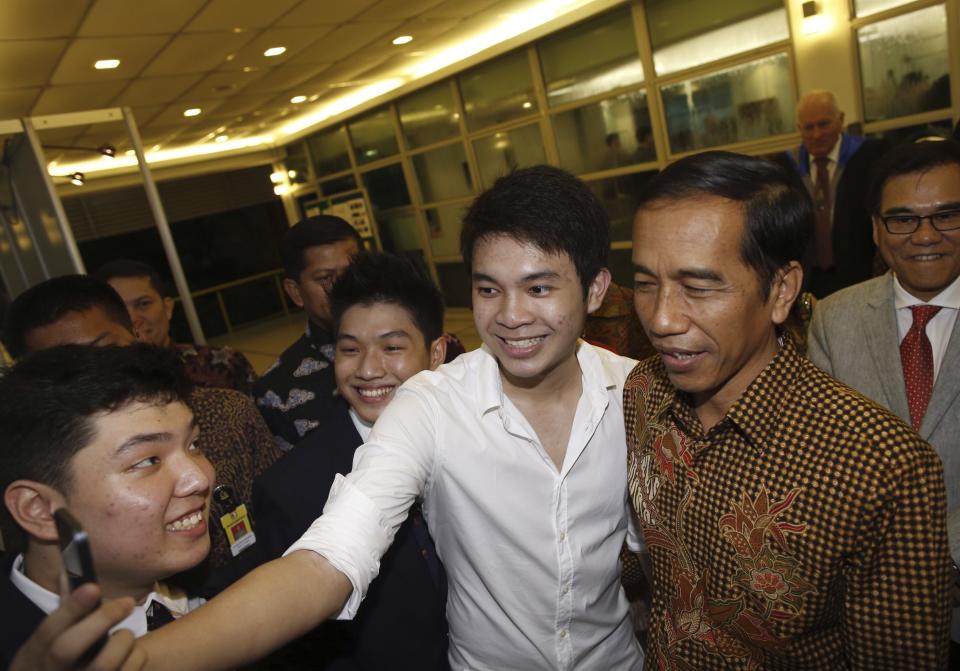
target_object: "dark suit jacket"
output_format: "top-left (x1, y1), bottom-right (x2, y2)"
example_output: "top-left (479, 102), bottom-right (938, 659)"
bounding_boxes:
top-left (779, 134), bottom-right (889, 298)
top-left (251, 403), bottom-right (449, 671)
top-left (0, 555), bottom-right (47, 671)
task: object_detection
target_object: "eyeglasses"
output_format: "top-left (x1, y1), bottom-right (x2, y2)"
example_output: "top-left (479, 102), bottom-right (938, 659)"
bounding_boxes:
top-left (879, 209), bottom-right (960, 235)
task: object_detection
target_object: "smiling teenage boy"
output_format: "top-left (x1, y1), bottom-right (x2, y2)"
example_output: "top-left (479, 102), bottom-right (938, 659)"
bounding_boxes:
top-left (135, 165), bottom-right (644, 671)
top-left (0, 344), bottom-right (213, 668)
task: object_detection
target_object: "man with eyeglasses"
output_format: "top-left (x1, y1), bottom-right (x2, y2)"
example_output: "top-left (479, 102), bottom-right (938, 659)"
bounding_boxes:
top-left (808, 138), bottom-right (960, 658)
top-left (252, 216), bottom-right (362, 450)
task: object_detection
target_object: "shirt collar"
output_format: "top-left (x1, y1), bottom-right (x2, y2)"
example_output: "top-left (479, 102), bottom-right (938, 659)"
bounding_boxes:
top-left (893, 271), bottom-right (960, 310)
top-left (349, 407), bottom-right (373, 441)
top-left (808, 138), bottom-right (841, 171)
top-left (665, 334), bottom-right (801, 451)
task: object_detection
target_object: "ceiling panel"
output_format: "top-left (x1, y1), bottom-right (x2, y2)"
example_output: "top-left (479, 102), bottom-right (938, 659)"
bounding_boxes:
top-left (79, 0), bottom-right (204, 36)
top-left (274, 0), bottom-right (378, 27)
top-left (180, 70), bottom-right (266, 101)
top-left (50, 36), bottom-right (172, 85)
top-left (184, 0), bottom-right (301, 32)
top-left (218, 27), bottom-right (335, 71)
top-left (127, 104), bottom-right (166, 128)
top-left (0, 40), bottom-right (68, 89)
top-left (287, 22), bottom-right (402, 66)
top-left (361, 0), bottom-right (447, 21)
top-left (422, 0), bottom-right (504, 20)
top-left (32, 81), bottom-right (128, 115)
top-left (0, 0), bottom-right (90, 40)
top-left (0, 88), bottom-right (41, 118)
top-left (113, 75), bottom-right (203, 106)
top-left (146, 100), bottom-right (227, 129)
top-left (238, 64), bottom-right (327, 96)
top-left (142, 32), bottom-right (254, 77)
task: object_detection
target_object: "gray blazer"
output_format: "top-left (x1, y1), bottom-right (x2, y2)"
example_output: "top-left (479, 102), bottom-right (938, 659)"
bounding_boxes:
top-left (807, 272), bottom-right (960, 512)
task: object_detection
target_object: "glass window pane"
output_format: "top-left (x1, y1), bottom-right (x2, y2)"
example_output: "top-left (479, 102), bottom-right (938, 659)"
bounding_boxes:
top-left (661, 53), bottom-right (795, 154)
top-left (646, 0), bottom-right (788, 76)
top-left (866, 118), bottom-right (954, 144)
top-left (553, 91), bottom-right (655, 175)
top-left (412, 143), bottom-right (473, 203)
top-left (348, 107), bottom-right (399, 165)
top-left (399, 81), bottom-right (460, 149)
top-left (319, 173), bottom-right (357, 196)
top-left (855, 0), bottom-right (915, 17)
top-left (425, 203), bottom-right (469, 258)
top-left (362, 163), bottom-right (410, 211)
top-left (284, 142), bottom-right (309, 184)
top-left (307, 126), bottom-right (351, 177)
top-left (857, 5), bottom-right (951, 123)
top-left (473, 124), bottom-right (547, 189)
top-left (538, 7), bottom-right (644, 106)
top-left (586, 170), bottom-right (658, 242)
top-left (376, 211), bottom-right (422, 253)
top-left (459, 50), bottom-right (537, 131)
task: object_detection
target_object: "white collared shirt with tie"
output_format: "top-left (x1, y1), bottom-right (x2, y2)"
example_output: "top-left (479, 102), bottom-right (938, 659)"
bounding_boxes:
top-left (893, 271), bottom-right (960, 378)
top-left (288, 341), bottom-right (644, 671)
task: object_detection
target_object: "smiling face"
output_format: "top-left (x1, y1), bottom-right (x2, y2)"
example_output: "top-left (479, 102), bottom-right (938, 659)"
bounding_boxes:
top-left (471, 235), bottom-right (608, 392)
top-left (335, 302), bottom-right (444, 424)
top-left (61, 400), bottom-right (213, 598)
top-left (284, 239), bottom-right (360, 327)
top-left (107, 276), bottom-right (174, 348)
top-left (873, 163), bottom-right (960, 301)
top-left (24, 306), bottom-right (136, 354)
top-left (632, 196), bottom-right (796, 425)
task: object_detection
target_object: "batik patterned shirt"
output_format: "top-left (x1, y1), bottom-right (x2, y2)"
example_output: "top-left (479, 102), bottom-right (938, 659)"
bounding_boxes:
top-left (624, 337), bottom-right (951, 670)
top-left (174, 343), bottom-right (257, 395)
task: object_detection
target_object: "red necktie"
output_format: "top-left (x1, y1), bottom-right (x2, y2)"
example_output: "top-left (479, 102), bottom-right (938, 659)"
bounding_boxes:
top-left (813, 156), bottom-right (834, 270)
top-left (900, 304), bottom-right (942, 429)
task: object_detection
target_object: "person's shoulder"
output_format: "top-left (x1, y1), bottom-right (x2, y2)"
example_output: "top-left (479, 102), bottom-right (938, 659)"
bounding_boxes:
top-left (818, 274), bottom-right (887, 310)
top-left (582, 340), bottom-right (639, 384)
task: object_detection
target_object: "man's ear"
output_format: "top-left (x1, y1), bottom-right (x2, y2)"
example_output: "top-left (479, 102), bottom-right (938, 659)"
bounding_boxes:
top-left (4, 481), bottom-right (64, 543)
top-left (428, 336), bottom-right (447, 370)
top-left (283, 278), bottom-right (305, 308)
top-left (586, 267), bottom-right (612, 315)
top-left (769, 261), bottom-right (804, 326)
top-left (163, 296), bottom-right (175, 321)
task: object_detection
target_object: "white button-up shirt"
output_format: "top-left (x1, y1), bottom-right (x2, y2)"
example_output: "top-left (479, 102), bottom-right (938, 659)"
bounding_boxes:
top-left (894, 271), bottom-right (960, 380)
top-left (288, 342), bottom-right (644, 670)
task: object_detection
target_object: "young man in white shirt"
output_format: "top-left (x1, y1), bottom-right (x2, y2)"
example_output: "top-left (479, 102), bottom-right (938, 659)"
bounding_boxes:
top-left (135, 165), bottom-right (645, 671)
top-left (0, 344), bottom-right (213, 669)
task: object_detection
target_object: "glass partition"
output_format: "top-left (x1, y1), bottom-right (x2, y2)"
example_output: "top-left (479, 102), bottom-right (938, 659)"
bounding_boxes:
top-left (425, 203), bottom-right (469, 258)
top-left (854, 0), bottom-right (916, 17)
top-left (538, 7), bottom-right (644, 106)
top-left (553, 91), bottom-right (655, 175)
top-left (318, 173), bottom-right (356, 196)
top-left (376, 210), bottom-right (422, 252)
top-left (398, 81), bottom-right (460, 149)
top-left (306, 126), bottom-right (351, 177)
top-left (473, 124), bottom-right (547, 189)
top-left (586, 170), bottom-right (658, 242)
top-left (284, 142), bottom-right (310, 184)
top-left (459, 50), bottom-right (538, 131)
top-left (660, 53), bottom-right (795, 154)
top-left (348, 107), bottom-right (399, 165)
top-left (362, 163), bottom-right (411, 211)
top-left (412, 143), bottom-right (473, 203)
top-left (857, 4), bottom-right (951, 122)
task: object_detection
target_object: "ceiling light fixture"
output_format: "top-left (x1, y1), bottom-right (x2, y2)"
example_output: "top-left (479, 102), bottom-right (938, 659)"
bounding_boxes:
top-left (215, 135), bottom-right (229, 143)
top-left (70, 172), bottom-right (85, 186)
top-left (94, 59), bottom-right (120, 70)
top-left (290, 95), bottom-right (307, 104)
top-left (97, 144), bottom-right (116, 159)
top-left (392, 35), bottom-right (413, 45)
top-left (263, 46), bottom-right (287, 57)
top-left (270, 171), bottom-right (285, 184)
top-left (183, 107), bottom-right (202, 117)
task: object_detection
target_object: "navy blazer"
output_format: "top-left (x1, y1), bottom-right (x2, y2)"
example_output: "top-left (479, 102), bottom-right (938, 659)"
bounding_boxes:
top-left (0, 554), bottom-right (47, 671)
top-left (251, 402), bottom-right (449, 671)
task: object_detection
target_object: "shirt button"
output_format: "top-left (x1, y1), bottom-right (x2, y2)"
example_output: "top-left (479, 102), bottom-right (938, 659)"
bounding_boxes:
top-left (561, 585), bottom-right (570, 595)
top-left (559, 532), bottom-right (566, 542)
top-left (560, 629), bottom-right (568, 638)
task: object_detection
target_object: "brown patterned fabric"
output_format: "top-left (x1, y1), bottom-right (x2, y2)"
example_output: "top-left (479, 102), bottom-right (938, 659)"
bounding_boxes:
top-left (583, 282), bottom-right (655, 360)
top-left (174, 342), bottom-right (257, 395)
top-left (190, 387), bottom-right (282, 569)
top-left (624, 336), bottom-right (951, 670)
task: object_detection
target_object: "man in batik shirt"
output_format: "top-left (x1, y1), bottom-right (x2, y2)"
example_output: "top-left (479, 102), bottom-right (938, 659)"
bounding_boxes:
top-left (626, 151), bottom-right (950, 669)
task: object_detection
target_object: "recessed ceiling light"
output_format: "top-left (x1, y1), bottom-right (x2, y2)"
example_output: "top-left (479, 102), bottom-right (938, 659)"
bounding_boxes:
top-left (94, 59), bottom-right (120, 70)
top-left (214, 135), bottom-right (229, 143)
top-left (263, 46), bottom-right (286, 57)
top-left (522, 101), bottom-right (532, 109)
top-left (70, 172), bottom-right (84, 186)
top-left (392, 35), bottom-right (413, 45)
top-left (290, 95), bottom-right (307, 104)
top-left (183, 108), bottom-right (202, 117)
top-left (242, 66), bottom-right (258, 73)
top-left (308, 94), bottom-right (320, 102)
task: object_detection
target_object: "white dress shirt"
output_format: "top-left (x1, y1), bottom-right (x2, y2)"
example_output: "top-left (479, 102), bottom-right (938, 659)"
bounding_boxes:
top-left (9, 554), bottom-right (203, 638)
top-left (288, 342), bottom-right (644, 671)
top-left (893, 271), bottom-right (960, 380)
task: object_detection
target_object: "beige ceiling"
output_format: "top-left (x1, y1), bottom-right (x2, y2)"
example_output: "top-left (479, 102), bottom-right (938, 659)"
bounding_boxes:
top-left (0, 0), bottom-right (543, 166)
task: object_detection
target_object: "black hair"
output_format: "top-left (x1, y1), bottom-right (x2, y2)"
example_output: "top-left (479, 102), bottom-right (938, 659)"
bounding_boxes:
top-left (3, 275), bottom-right (133, 359)
top-left (0, 344), bottom-right (192, 551)
top-left (865, 139), bottom-right (960, 215)
top-left (460, 165), bottom-right (610, 295)
top-left (94, 259), bottom-right (167, 297)
top-left (281, 215), bottom-right (363, 281)
top-left (636, 151), bottom-right (813, 298)
top-left (329, 252), bottom-right (444, 346)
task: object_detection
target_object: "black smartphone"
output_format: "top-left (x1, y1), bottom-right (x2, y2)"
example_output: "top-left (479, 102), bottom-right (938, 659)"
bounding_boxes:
top-left (53, 508), bottom-right (108, 662)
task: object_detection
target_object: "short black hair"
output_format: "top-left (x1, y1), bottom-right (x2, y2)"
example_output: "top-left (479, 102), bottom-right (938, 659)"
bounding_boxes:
top-left (94, 259), bottom-right (167, 297)
top-left (329, 252), bottom-right (444, 346)
top-left (3, 275), bottom-right (133, 359)
top-left (460, 165), bottom-right (610, 295)
top-left (0, 344), bottom-right (192, 551)
top-left (866, 139), bottom-right (960, 214)
top-left (636, 151), bottom-right (813, 298)
top-left (281, 215), bottom-right (363, 280)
